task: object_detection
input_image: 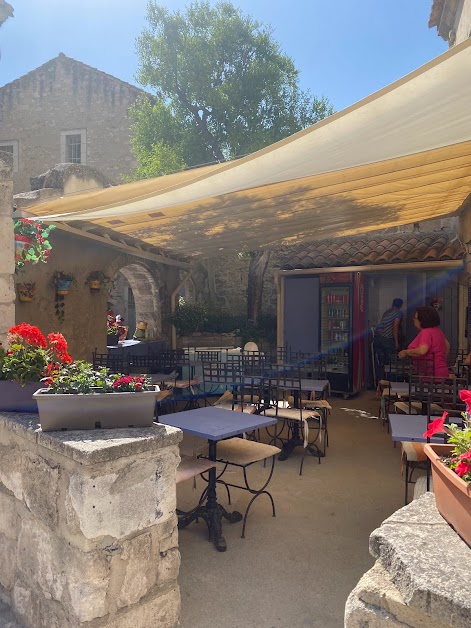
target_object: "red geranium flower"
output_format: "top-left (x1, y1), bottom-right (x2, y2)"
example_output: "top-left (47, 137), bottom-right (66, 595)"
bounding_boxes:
top-left (8, 323), bottom-right (47, 348)
top-left (459, 389), bottom-right (471, 412)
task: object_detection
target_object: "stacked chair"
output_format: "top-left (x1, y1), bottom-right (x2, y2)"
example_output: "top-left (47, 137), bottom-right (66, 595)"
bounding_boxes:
top-left (394, 375), bottom-right (466, 503)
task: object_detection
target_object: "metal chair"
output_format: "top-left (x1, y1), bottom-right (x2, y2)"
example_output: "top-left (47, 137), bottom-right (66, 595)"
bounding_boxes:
top-left (92, 349), bottom-right (128, 374)
top-left (198, 383), bottom-right (281, 538)
top-left (260, 369), bottom-right (323, 474)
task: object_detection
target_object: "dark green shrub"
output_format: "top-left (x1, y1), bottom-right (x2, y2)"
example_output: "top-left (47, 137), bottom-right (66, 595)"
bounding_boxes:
top-left (167, 300), bottom-right (207, 335)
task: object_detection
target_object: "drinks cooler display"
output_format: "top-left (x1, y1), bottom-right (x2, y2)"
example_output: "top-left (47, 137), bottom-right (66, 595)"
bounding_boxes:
top-left (321, 285), bottom-right (352, 392)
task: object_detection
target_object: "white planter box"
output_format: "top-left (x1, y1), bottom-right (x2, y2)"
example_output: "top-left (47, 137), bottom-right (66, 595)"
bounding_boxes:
top-left (33, 389), bottom-right (157, 431)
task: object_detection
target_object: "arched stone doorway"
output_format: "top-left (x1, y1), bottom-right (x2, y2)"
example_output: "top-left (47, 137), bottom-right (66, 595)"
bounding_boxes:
top-left (108, 262), bottom-right (162, 340)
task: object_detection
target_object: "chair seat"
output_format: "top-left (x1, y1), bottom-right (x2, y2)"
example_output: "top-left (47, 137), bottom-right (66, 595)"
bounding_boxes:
top-left (394, 401), bottom-right (443, 415)
top-left (262, 407), bottom-right (320, 421)
top-left (155, 389), bottom-right (172, 402)
top-left (215, 438), bottom-right (281, 465)
top-left (170, 378), bottom-right (201, 388)
top-left (287, 395), bottom-right (331, 410)
top-left (401, 441), bottom-right (427, 462)
top-left (176, 456), bottom-right (215, 484)
top-left (216, 401), bottom-right (257, 414)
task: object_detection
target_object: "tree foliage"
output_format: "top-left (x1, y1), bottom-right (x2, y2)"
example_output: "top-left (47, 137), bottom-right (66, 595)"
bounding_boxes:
top-left (134, 0), bottom-right (334, 168)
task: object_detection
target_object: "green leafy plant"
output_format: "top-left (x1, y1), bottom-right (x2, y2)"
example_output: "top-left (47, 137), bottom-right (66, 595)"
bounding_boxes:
top-left (107, 323), bottom-right (120, 336)
top-left (168, 298), bottom-right (207, 336)
top-left (51, 271), bottom-right (77, 322)
top-left (0, 323), bottom-right (72, 385)
top-left (85, 270), bottom-right (113, 288)
top-left (43, 361), bottom-right (151, 395)
top-left (14, 218), bottom-right (55, 271)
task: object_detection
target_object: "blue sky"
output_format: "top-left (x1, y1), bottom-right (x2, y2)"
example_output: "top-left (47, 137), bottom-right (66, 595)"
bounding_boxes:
top-left (0, 0), bottom-right (446, 112)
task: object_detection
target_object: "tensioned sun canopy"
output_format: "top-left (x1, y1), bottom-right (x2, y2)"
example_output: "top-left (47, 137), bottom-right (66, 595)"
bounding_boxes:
top-left (25, 38), bottom-right (471, 258)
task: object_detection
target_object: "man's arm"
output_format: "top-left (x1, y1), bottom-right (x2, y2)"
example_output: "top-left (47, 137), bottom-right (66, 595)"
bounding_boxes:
top-left (393, 317), bottom-right (400, 350)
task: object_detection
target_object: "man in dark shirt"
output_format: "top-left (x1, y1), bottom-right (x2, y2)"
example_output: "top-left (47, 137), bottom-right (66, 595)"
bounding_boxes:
top-left (374, 298), bottom-right (404, 381)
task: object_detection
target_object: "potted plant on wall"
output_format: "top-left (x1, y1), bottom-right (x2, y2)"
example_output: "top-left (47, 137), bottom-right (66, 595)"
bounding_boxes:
top-left (0, 323), bottom-right (72, 412)
top-left (424, 395), bottom-right (471, 547)
top-left (85, 270), bottom-right (113, 292)
top-left (16, 282), bottom-right (36, 303)
top-left (51, 270), bottom-right (77, 322)
top-left (34, 363), bottom-right (155, 431)
top-left (14, 218), bottom-right (55, 271)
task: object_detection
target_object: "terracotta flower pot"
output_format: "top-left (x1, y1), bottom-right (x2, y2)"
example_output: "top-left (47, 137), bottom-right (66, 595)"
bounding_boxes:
top-left (16, 283), bottom-right (35, 302)
top-left (89, 279), bottom-right (101, 290)
top-left (424, 443), bottom-right (471, 547)
top-left (14, 235), bottom-right (32, 262)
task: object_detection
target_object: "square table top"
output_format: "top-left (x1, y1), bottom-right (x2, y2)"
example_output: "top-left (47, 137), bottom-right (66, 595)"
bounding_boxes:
top-left (388, 413), bottom-right (453, 443)
top-left (159, 406), bottom-right (276, 441)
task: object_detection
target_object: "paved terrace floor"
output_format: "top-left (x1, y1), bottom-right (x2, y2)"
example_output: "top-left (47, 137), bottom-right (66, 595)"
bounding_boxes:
top-left (177, 392), bottom-right (404, 628)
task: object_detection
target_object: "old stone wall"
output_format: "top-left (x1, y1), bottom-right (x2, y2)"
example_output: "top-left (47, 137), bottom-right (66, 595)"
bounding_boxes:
top-left (0, 54), bottom-right (144, 194)
top-left (195, 217), bottom-right (459, 319)
top-left (13, 228), bottom-right (173, 360)
top-left (453, 0), bottom-right (471, 45)
top-left (0, 413), bottom-right (182, 627)
top-left (345, 494), bottom-right (471, 627)
top-left (0, 152), bottom-right (15, 345)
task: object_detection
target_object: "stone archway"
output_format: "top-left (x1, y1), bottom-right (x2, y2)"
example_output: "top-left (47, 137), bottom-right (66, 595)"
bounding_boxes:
top-left (109, 262), bottom-right (162, 340)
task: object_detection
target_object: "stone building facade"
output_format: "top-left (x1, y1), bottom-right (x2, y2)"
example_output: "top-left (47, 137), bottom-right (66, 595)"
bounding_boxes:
top-left (0, 53), bottom-right (146, 194)
top-left (429, 0), bottom-right (471, 46)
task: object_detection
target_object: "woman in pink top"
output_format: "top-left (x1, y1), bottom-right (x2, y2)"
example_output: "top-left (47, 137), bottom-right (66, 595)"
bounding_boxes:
top-left (398, 306), bottom-right (450, 377)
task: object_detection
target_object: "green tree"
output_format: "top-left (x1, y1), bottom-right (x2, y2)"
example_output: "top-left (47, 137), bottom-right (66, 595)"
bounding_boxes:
top-left (134, 0), bottom-right (333, 322)
top-left (136, 1), bottom-right (333, 164)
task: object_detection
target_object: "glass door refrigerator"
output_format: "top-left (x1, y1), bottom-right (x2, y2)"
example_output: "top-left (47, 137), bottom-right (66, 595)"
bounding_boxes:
top-left (320, 282), bottom-right (352, 394)
top-left (319, 272), bottom-right (366, 396)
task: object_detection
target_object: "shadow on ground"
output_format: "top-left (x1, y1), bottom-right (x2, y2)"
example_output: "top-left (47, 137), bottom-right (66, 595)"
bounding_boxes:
top-left (176, 392), bottom-right (403, 628)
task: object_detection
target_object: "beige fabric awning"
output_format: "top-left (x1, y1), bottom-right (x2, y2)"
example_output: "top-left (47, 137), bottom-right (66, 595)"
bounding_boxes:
top-left (24, 39), bottom-right (471, 258)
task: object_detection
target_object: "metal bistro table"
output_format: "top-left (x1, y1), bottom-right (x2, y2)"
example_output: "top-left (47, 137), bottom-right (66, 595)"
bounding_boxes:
top-left (388, 414), bottom-right (448, 443)
top-left (160, 407), bottom-right (277, 552)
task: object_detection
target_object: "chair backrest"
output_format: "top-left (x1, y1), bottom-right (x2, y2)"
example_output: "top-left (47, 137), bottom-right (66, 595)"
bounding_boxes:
top-left (92, 349), bottom-right (128, 375)
top-left (202, 360), bottom-right (241, 386)
top-left (408, 375), bottom-right (466, 420)
top-left (267, 367), bottom-right (303, 419)
top-left (195, 350), bottom-right (221, 362)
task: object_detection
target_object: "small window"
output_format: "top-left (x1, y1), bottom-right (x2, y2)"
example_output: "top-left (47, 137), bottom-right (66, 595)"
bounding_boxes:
top-left (0, 140), bottom-right (19, 171)
top-left (60, 129), bottom-right (86, 165)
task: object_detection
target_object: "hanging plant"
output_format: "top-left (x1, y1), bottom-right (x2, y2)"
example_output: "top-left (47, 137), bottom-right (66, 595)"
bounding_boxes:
top-left (51, 271), bottom-right (77, 322)
top-left (14, 218), bottom-right (55, 271)
top-left (16, 282), bottom-right (36, 303)
top-left (85, 270), bottom-right (113, 292)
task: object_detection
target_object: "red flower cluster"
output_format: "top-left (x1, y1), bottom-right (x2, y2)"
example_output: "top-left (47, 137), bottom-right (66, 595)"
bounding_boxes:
top-left (455, 451), bottom-right (471, 478)
top-left (113, 376), bottom-right (146, 392)
top-left (8, 323), bottom-right (47, 348)
top-left (423, 412), bottom-right (450, 439)
top-left (47, 332), bottom-right (72, 363)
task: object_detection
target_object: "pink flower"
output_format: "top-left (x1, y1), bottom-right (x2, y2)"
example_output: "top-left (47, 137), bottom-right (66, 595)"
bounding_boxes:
top-left (459, 389), bottom-right (471, 413)
top-left (423, 412), bottom-right (449, 439)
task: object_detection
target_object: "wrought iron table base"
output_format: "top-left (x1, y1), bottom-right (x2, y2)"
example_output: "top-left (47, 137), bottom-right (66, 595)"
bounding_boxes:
top-left (277, 430), bottom-right (325, 462)
top-left (177, 501), bottom-right (242, 552)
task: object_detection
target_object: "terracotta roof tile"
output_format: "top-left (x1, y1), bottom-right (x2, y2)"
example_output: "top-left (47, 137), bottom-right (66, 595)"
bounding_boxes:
top-left (279, 232), bottom-right (465, 270)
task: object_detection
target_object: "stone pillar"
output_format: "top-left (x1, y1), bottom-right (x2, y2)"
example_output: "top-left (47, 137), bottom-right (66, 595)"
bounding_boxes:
top-left (0, 414), bottom-right (182, 628)
top-left (345, 493), bottom-right (471, 627)
top-left (0, 153), bottom-right (15, 344)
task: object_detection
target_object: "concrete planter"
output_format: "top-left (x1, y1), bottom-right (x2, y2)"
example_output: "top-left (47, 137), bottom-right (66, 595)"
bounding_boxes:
top-left (34, 388), bottom-right (157, 431)
top-left (0, 380), bottom-right (42, 412)
top-left (424, 443), bottom-right (471, 547)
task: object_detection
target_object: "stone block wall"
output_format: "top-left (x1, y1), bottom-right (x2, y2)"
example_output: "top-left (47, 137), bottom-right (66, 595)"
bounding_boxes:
top-left (345, 493), bottom-right (471, 627)
top-left (0, 54), bottom-right (144, 194)
top-left (0, 153), bottom-right (15, 345)
top-left (0, 413), bottom-right (182, 627)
